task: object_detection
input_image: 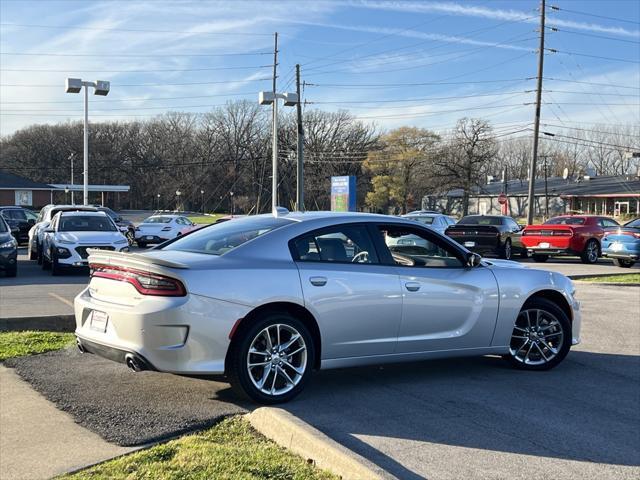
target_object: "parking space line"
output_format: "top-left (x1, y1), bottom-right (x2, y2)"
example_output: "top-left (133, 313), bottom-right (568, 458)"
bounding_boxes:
top-left (48, 293), bottom-right (74, 308)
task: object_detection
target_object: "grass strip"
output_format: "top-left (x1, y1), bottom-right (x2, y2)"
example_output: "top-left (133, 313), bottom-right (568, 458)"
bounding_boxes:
top-left (0, 331), bottom-right (75, 361)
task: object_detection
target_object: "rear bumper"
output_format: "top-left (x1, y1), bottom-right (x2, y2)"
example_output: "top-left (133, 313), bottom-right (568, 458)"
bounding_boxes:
top-left (526, 247), bottom-right (578, 256)
top-left (74, 286), bottom-right (251, 374)
top-left (135, 235), bottom-right (169, 244)
top-left (76, 336), bottom-right (156, 370)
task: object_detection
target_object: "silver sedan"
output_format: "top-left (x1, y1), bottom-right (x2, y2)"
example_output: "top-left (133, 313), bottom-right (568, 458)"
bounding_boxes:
top-left (74, 211), bottom-right (581, 403)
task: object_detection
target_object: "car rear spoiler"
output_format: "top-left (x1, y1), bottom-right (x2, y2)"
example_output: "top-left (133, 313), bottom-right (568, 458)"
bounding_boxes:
top-left (87, 249), bottom-right (190, 270)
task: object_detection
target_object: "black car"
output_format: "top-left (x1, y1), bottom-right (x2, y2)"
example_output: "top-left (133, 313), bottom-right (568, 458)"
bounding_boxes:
top-left (0, 206), bottom-right (37, 244)
top-left (445, 214), bottom-right (527, 260)
top-left (0, 216), bottom-right (18, 277)
top-left (97, 207), bottom-right (135, 246)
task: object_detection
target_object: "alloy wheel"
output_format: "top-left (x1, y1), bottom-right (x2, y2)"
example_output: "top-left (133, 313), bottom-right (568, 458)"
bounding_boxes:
top-left (586, 241), bottom-right (598, 263)
top-left (509, 308), bottom-right (564, 366)
top-left (246, 324), bottom-right (307, 396)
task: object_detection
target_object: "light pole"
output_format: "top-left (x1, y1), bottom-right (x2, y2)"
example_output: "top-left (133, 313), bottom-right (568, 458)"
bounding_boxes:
top-left (201, 189), bottom-right (205, 214)
top-left (65, 78), bottom-right (110, 206)
top-left (229, 191), bottom-right (234, 216)
top-left (156, 193), bottom-right (161, 211)
top-left (68, 153), bottom-right (75, 205)
top-left (64, 186), bottom-right (70, 204)
top-left (259, 90), bottom-right (298, 213)
top-left (175, 190), bottom-right (181, 212)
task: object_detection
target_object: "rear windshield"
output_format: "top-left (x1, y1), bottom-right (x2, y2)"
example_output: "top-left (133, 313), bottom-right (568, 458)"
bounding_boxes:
top-left (544, 217), bottom-right (585, 225)
top-left (163, 216), bottom-right (292, 255)
top-left (405, 216), bottom-right (434, 225)
top-left (458, 216), bottom-right (502, 226)
top-left (59, 215), bottom-right (117, 232)
top-left (143, 216), bottom-right (173, 224)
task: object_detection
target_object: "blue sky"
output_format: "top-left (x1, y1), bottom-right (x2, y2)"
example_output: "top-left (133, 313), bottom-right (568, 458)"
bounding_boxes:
top-left (1, 0), bottom-right (638, 137)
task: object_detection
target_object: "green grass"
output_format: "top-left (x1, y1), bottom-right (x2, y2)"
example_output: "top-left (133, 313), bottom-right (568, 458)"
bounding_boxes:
top-left (62, 416), bottom-right (338, 480)
top-left (186, 214), bottom-right (226, 224)
top-left (0, 331), bottom-right (75, 361)
top-left (578, 273), bottom-right (640, 284)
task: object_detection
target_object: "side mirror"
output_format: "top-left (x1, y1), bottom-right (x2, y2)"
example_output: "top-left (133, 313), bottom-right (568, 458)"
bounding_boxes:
top-left (518, 224), bottom-right (526, 231)
top-left (466, 252), bottom-right (482, 267)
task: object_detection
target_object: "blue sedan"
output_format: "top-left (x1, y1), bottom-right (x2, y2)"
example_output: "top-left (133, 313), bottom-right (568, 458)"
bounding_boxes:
top-left (602, 218), bottom-right (640, 268)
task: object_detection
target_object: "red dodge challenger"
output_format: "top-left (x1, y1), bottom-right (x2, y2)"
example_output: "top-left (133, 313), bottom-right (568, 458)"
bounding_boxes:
top-left (521, 215), bottom-right (619, 264)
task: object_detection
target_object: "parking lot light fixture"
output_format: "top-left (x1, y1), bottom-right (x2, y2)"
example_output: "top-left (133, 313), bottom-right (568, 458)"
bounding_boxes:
top-left (258, 91), bottom-right (299, 213)
top-left (201, 189), bottom-right (205, 214)
top-left (65, 78), bottom-right (110, 206)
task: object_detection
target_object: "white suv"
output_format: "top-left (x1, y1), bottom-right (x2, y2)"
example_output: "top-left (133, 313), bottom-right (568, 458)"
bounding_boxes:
top-left (41, 211), bottom-right (129, 275)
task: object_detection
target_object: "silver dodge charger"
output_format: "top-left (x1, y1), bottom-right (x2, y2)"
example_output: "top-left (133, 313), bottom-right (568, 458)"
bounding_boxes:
top-left (74, 211), bottom-right (581, 403)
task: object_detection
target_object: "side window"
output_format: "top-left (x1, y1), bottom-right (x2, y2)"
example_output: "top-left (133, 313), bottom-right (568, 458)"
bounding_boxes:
top-left (378, 225), bottom-right (464, 268)
top-left (601, 218), bottom-right (619, 227)
top-left (506, 218), bottom-right (519, 230)
top-left (292, 225), bottom-right (379, 264)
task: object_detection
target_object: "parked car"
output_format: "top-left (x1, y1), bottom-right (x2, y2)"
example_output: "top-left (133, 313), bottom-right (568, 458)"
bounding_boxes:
top-left (75, 211), bottom-right (580, 404)
top-left (28, 204), bottom-right (98, 263)
top-left (41, 211), bottom-right (129, 275)
top-left (97, 207), bottom-right (136, 246)
top-left (521, 215), bottom-right (619, 263)
top-left (401, 212), bottom-right (456, 234)
top-left (445, 215), bottom-right (527, 260)
top-left (601, 218), bottom-right (640, 268)
top-left (0, 206), bottom-right (37, 244)
top-left (0, 216), bottom-right (18, 277)
top-left (134, 214), bottom-right (197, 247)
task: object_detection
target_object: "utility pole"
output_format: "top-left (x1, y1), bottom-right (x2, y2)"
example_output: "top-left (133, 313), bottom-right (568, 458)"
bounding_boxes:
top-left (295, 64), bottom-right (304, 212)
top-left (526, 0), bottom-right (546, 225)
top-left (271, 32), bottom-right (279, 212)
top-left (540, 155), bottom-right (551, 218)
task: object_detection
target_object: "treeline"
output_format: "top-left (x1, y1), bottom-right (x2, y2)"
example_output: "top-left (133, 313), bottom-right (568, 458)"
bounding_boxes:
top-left (0, 100), bottom-right (637, 214)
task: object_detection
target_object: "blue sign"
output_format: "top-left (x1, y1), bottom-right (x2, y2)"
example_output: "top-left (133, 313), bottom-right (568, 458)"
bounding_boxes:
top-left (331, 176), bottom-right (356, 212)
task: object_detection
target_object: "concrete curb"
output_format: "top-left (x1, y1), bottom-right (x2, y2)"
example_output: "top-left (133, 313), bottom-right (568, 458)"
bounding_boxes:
top-left (247, 407), bottom-right (388, 480)
top-left (574, 281), bottom-right (640, 287)
top-left (568, 272), bottom-right (638, 280)
top-left (0, 314), bottom-right (75, 332)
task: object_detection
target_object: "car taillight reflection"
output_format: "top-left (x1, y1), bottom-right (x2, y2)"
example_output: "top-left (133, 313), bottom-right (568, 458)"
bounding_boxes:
top-left (89, 263), bottom-right (186, 296)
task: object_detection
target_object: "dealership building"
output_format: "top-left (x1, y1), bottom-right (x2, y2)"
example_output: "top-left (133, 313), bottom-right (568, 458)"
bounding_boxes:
top-left (423, 174), bottom-right (640, 219)
top-left (0, 170), bottom-right (130, 209)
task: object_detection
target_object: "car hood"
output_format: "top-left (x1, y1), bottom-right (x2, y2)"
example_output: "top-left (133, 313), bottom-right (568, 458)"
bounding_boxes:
top-left (482, 258), bottom-right (528, 269)
top-left (55, 231), bottom-right (125, 244)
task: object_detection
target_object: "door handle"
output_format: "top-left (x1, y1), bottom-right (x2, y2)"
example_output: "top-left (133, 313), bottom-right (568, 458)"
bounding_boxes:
top-left (405, 282), bottom-right (421, 292)
top-left (309, 276), bottom-right (327, 287)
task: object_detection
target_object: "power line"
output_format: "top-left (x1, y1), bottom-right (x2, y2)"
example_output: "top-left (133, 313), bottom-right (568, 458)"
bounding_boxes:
top-left (307, 78), bottom-right (532, 89)
top-left (543, 77), bottom-right (640, 90)
top-left (548, 5), bottom-right (640, 26)
top-left (540, 123), bottom-right (640, 138)
top-left (0, 51), bottom-right (271, 58)
top-left (542, 131), bottom-right (635, 150)
top-left (546, 48), bottom-right (639, 64)
top-left (0, 22), bottom-right (274, 36)
top-left (0, 65), bottom-right (271, 73)
top-left (0, 92), bottom-right (257, 104)
top-left (547, 26), bottom-right (640, 44)
top-left (1, 78), bottom-right (272, 88)
top-left (308, 90), bottom-right (529, 106)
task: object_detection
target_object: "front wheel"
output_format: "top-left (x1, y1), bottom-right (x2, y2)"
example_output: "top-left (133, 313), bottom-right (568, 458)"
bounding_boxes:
top-left (28, 243), bottom-right (37, 261)
top-left (126, 230), bottom-right (135, 246)
top-left (581, 239), bottom-right (599, 264)
top-left (505, 297), bottom-right (571, 371)
top-left (227, 312), bottom-right (314, 404)
top-left (612, 258), bottom-right (635, 268)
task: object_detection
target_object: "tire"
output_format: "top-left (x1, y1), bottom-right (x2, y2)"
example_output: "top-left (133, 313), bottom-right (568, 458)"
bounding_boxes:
top-left (532, 254), bottom-right (549, 263)
top-left (5, 263), bottom-right (17, 277)
top-left (137, 241), bottom-right (147, 248)
top-left (37, 243), bottom-right (43, 265)
top-left (500, 239), bottom-right (512, 260)
top-left (42, 250), bottom-right (51, 270)
top-left (520, 249), bottom-right (529, 259)
top-left (580, 239), bottom-right (599, 264)
top-left (612, 258), bottom-right (635, 268)
top-left (51, 250), bottom-right (62, 276)
top-left (227, 311), bottom-right (315, 404)
top-left (28, 242), bottom-right (37, 261)
top-left (126, 230), bottom-right (135, 246)
top-left (504, 297), bottom-right (572, 371)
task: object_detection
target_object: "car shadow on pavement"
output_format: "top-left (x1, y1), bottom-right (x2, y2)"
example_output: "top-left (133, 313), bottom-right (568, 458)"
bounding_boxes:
top-left (280, 351), bottom-right (640, 479)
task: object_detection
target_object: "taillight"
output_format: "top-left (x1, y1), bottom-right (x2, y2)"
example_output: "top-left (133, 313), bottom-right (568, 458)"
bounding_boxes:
top-left (89, 263), bottom-right (186, 296)
top-left (552, 230), bottom-right (573, 237)
top-left (634, 232), bottom-right (640, 239)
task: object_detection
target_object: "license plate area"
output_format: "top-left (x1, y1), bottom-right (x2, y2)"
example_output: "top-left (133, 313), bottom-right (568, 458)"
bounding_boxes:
top-left (539, 242), bottom-right (550, 248)
top-left (146, 236), bottom-right (154, 240)
top-left (464, 241), bottom-right (476, 247)
top-left (611, 242), bottom-right (624, 252)
top-left (89, 310), bottom-right (109, 333)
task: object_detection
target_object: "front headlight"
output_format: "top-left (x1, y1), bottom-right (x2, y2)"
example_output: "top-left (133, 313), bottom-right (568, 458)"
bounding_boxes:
top-left (0, 239), bottom-right (16, 249)
top-left (57, 239), bottom-right (75, 245)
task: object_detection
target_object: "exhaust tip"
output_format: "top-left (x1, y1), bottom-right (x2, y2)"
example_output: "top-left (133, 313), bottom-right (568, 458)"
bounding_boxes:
top-left (124, 353), bottom-right (146, 372)
top-left (76, 339), bottom-right (86, 353)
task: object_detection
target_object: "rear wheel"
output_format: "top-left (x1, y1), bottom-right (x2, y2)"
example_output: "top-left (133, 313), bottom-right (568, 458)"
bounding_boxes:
top-left (612, 258), bottom-right (635, 268)
top-left (520, 249), bottom-right (529, 259)
top-left (532, 254), bottom-right (549, 263)
top-left (581, 239), bottom-right (599, 264)
top-left (228, 312), bottom-right (314, 404)
top-left (505, 297), bottom-right (571, 371)
top-left (500, 239), bottom-right (512, 260)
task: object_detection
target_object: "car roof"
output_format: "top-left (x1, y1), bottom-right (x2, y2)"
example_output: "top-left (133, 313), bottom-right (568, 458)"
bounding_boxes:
top-left (145, 214), bottom-right (181, 219)
top-left (58, 210), bottom-right (108, 217)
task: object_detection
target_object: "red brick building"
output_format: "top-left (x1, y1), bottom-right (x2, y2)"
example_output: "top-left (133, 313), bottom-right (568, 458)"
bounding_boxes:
top-left (0, 170), bottom-right (56, 208)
